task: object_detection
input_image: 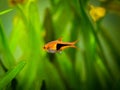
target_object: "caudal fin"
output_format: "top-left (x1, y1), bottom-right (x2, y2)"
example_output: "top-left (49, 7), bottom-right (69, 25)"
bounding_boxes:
top-left (71, 40), bottom-right (78, 45)
top-left (70, 40), bottom-right (79, 50)
top-left (70, 45), bottom-right (77, 48)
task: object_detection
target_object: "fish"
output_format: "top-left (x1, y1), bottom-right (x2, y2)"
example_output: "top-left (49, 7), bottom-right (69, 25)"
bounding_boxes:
top-left (43, 38), bottom-right (78, 53)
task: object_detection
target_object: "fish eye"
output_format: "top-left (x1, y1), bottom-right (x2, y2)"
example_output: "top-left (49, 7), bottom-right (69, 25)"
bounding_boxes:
top-left (43, 46), bottom-right (46, 49)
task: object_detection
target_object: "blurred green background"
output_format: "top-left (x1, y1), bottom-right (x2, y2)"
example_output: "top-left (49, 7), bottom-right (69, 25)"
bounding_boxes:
top-left (0, 0), bottom-right (120, 90)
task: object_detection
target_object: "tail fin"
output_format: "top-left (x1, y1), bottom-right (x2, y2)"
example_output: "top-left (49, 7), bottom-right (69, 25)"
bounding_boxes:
top-left (71, 40), bottom-right (78, 45)
top-left (69, 45), bottom-right (77, 48)
top-left (70, 40), bottom-right (79, 50)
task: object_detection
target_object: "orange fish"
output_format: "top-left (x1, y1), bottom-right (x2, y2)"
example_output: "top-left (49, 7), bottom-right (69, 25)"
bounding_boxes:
top-left (43, 38), bottom-right (78, 53)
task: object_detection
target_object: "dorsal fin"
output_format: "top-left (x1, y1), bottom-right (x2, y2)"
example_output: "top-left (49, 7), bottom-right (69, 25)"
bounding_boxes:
top-left (57, 38), bottom-right (62, 42)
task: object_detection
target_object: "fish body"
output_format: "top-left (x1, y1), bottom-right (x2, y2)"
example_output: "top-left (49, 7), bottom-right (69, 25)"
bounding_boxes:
top-left (43, 38), bottom-right (77, 53)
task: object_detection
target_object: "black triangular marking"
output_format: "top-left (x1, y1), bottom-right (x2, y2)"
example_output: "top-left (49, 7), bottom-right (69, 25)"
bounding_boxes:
top-left (56, 44), bottom-right (69, 50)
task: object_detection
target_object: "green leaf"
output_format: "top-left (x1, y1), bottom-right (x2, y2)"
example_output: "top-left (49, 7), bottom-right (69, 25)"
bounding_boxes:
top-left (0, 61), bottom-right (26, 90)
top-left (43, 58), bottom-right (66, 90)
top-left (0, 22), bottom-right (15, 69)
top-left (0, 9), bottom-right (13, 15)
top-left (15, 2), bottom-right (45, 90)
top-left (56, 52), bottom-right (80, 89)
